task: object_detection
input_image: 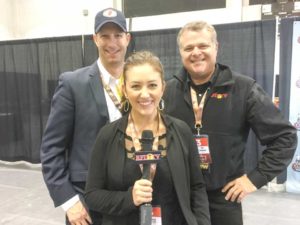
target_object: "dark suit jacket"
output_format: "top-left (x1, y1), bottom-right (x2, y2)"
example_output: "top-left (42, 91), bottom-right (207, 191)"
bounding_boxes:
top-left (84, 114), bottom-right (211, 225)
top-left (40, 61), bottom-right (110, 207)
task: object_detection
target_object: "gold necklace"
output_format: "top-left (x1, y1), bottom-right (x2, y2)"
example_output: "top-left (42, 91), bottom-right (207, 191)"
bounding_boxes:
top-left (128, 113), bottom-right (161, 181)
top-left (129, 113), bottom-right (160, 151)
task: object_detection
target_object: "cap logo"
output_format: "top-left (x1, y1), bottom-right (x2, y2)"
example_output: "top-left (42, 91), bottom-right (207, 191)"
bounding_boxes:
top-left (103, 9), bottom-right (117, 18)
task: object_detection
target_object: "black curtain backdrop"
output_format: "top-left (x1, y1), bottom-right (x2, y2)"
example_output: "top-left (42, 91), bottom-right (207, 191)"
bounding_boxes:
top-left (0, 20), bottom-right (277, 176)
top-left (0, 37), bottom-right (85, 163)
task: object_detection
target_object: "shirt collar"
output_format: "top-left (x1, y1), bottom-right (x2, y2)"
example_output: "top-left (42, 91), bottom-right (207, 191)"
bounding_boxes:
top-left (97, 59), bottom-right (118, 85)
top-left (187, 64), bottom-right (219, 88)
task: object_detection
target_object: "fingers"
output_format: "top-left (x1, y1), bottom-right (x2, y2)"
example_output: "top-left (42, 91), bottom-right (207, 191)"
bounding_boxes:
top-left (67, 201), bottom-right (92, 225)
top-left (132, 179), bottom-right (153, 206)
top-left (222, 180), bottom-right (234, 193)
top-left (68, 211), bottom-right (91, 225)
top-left (237, 191), bottom-right (247, 203)
top-left (85, 213), bottom-right (92, 225)
top-left (222, 174), bottom-right (257, 203)
top-left (222, 180), bottom-right (241, 202)
top-left (224, 186), bottom-right (242, 202)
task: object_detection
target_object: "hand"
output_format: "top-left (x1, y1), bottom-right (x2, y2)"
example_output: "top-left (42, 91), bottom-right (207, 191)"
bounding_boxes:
top-left (132, 179), bottom-right (153, 206)
top-left (66, 200), bottom-right (92, 225)
top-left (222, 174), bottom-right (257, 203)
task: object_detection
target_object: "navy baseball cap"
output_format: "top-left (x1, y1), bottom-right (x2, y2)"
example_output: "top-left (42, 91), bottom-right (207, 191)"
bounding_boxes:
top-left (94, 8), bottom-right (127, 33)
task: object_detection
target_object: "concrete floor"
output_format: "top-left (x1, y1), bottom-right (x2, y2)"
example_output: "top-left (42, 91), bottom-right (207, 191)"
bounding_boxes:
top-left (1, 161), bottom-right (300, 225)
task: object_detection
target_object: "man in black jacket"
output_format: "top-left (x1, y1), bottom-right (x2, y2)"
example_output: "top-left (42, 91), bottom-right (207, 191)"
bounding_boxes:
top-left (163, 21), bottom-right (297, 225)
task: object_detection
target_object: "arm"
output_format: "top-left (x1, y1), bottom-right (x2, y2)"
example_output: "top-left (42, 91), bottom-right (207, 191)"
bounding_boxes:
top-left (223, 82), bottom-right (297, 202)
top-left (41, 73), bottom-right (92, 224)
top-left (40, 72), bottom-right (77, 206)
top-left (84, 127), bottom-right (138, 216)
top-left (246, 83), bottom-right (297, 187)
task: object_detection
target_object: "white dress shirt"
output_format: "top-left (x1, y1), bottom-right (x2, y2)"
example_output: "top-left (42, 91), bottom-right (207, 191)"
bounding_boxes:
top-left (97, 59), bottom-right (122, 122)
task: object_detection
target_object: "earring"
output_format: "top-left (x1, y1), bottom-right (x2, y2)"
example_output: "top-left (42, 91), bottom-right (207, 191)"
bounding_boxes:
top-left (123, 99), bottom-right (130, 112)
top-left (158, 98), bottom-right (165, 111)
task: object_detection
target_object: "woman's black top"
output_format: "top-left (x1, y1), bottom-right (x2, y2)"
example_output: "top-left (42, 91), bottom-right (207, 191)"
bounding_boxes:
top-left (124, 134), bottom-right (188, 225)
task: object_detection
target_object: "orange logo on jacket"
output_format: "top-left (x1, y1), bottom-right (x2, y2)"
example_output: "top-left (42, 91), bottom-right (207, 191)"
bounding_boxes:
top-left (211, 92), bottom-right (228, 99)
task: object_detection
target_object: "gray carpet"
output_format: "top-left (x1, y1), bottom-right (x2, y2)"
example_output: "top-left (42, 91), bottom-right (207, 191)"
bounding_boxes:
top-left (1, 161), bottom-right (299, 225)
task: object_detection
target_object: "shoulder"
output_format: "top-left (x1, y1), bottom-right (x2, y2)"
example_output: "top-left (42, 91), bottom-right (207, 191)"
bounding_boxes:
top-left (217, 64), bottom-right (256, 94)
top-left (59, 62), bottom-right (98, 83)
top-left (165, 78), bottom-right (179, 94)
top-left (166, 73), bottom-right (185, 87)
top-left (98, 116), bottom-right (126, 140)
top-left (163, 114), bottom-right (195, 154)
top-left (166, 77), bottom-right (180, 86)
top-left (164, 75), bottom-right (186, 99)
top-left (166, 67), bottom-right (187, 87)
top-left (233, 72), bottom-right (255, 86)
top-left (218, 63), bottom-right (255, 85)
top-left (164, 114), bottom-right (191, 134)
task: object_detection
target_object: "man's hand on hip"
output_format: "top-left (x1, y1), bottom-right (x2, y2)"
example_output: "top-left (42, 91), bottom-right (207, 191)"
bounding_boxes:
top-left (222, 174), bottom-right (257, 203)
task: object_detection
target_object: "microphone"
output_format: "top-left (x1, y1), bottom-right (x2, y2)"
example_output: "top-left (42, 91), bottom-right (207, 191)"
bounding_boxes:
top-left (140, 130), bottom-right (153, 180)
top-left (137, 130), bottom-right (160, 225)
top-left (135, 130), bottom-right (161, 180)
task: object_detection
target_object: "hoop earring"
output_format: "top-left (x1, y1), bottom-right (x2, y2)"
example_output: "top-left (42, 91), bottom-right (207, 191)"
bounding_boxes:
top-left (124, 99), bottom-right (130, 112)
top-left (158, 98), bottom-right (165, 111)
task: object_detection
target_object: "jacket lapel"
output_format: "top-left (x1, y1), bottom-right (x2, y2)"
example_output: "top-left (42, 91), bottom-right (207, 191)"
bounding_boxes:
top-left (166, 125), bottom-right (190, 202)
top-left (107, 116), bottom-right (130, 189)
top-left (175, 69), bottom-right (193, 107)
top-left (164, 115), bottom-right (198, 225)
top-left (88, 62), bottom-right (109, 121)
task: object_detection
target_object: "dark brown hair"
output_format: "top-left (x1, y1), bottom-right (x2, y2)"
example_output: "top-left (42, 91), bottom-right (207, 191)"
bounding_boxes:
top-left (123, 50), bottom-right (165, 83)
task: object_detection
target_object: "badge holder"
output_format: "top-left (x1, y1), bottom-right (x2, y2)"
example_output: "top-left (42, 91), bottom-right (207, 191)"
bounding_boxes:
top-left (194, 123), bottom-right (212, 170)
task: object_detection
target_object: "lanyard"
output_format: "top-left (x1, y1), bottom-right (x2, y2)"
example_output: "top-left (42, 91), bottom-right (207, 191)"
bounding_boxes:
top-left (190, 86), bottom-right (209, 135)
top-left (100, 75), bottom-right (122, 111)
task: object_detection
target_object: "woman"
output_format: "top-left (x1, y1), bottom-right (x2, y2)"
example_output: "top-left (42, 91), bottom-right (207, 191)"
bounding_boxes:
top-left (84, 51), bottom-right (211, 225)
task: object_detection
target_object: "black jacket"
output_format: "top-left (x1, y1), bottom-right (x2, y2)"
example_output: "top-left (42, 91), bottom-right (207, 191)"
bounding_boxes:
top-left (84, 114), bottom-right (211, 225)
top-left (40, 61), bottom-right (110, 206)
top-left (163, 63), bottom-right (297, 190)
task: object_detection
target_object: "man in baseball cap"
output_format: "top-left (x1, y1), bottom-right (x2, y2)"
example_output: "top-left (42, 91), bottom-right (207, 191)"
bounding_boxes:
top-left (94, 7), bottom-right (127, 33)
top-left (41, 7), bottom-right (130, 225)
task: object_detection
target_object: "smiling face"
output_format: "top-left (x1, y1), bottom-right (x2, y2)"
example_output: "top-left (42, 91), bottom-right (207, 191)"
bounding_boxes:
top-left (93, 23), bottom-right (130, 68)
top-left (178, 26), bottom-right (218, 85)
top-left (123, 63), bottom-right (165, 119)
